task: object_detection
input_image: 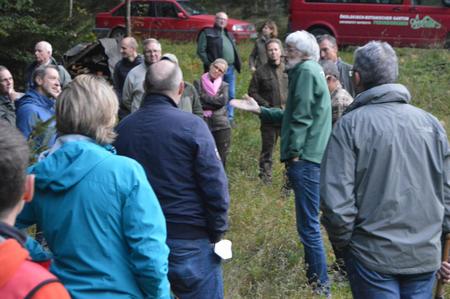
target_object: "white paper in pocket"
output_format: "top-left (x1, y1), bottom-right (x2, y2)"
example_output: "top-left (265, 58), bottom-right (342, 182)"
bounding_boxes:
top-left (214, 239), bottom-right (232, 260)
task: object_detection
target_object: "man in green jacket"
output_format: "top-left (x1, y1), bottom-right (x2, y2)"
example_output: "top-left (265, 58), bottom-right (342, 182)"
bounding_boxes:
top-left (231, 30), bottom-right (331, 297)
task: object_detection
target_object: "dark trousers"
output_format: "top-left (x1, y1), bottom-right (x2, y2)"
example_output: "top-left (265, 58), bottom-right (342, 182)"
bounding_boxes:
top-left (167, 238), bottom-right (223, 299)
top-left (212, 128), bottom-right (231, 168)
top-left (259, 123), bottom-right (280, 182)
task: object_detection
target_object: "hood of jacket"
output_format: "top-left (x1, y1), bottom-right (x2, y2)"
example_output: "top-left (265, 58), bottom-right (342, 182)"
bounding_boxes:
top-left (346, 83), bottom-right (411, 113)
top-left (15, 89), bottom-right (55, 111)
top-left (30, 139), bottom-right (113, 192)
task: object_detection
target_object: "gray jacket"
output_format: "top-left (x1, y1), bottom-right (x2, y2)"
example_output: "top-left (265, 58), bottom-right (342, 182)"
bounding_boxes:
top-left (321, 83), bottom-right (450, 275)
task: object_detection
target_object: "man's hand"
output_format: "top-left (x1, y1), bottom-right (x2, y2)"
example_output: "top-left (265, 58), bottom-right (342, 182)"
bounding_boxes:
top-left (230, 94), bottom-right (261, 114)
top-left (438, 261), bottom-right (450, 283)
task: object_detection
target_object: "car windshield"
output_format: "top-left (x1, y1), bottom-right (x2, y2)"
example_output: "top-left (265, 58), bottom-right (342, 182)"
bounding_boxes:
top-left (177, 1), bottom-right (207, 15)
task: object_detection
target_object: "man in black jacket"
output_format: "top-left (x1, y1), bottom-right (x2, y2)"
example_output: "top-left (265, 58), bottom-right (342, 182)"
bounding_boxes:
top-left (114, 60), bottom-right (230, 299)
top-left (197, 11), bottom-right (242, 124)
top-left (113, 37), bottom-right (143, 119)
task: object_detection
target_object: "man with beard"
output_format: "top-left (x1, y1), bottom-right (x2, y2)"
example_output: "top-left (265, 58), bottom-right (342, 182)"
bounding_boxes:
top-left (0, 66), bottom-right (23, 126)
top-left (122, 38), bottom-right (161, 115)
top-left (231, 30), bottom-right (331, 296)
top-left (16, 65), bottom-right (61, 148)
top-left (248, 39), bottom-right (288, 184)
top-left (113, 37), bottom-right (143, 119)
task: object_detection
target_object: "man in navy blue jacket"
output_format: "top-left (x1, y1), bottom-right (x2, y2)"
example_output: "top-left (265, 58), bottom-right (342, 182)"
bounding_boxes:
top-left (114, 60), bottom-right (230, 299)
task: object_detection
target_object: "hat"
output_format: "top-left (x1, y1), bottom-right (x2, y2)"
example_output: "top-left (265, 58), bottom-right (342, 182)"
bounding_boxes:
top-left (320, 59), bottom-right (340, 80)
top-left (161, 53), bottom-right (179, 65)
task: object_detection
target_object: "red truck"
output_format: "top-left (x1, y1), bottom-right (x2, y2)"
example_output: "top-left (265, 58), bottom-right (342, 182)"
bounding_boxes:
top-left (94, 0), bottom-right (257, 42)
top-left (289, 0), bottom-right (450, 47)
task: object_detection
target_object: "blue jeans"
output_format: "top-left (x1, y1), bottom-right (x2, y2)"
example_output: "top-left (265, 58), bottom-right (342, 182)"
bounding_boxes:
top-left (345, 252), bottom-right (436, 299)
top-left (223, 65), bottom-right (235, 121)
top-left (167, 238), bottom-right (223, 299)
top-left (287, 160), bottom-right (329, 289)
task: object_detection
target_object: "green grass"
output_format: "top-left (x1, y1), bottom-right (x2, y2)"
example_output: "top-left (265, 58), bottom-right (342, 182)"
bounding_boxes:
top-left (161, 40), bottom-right (450, 298)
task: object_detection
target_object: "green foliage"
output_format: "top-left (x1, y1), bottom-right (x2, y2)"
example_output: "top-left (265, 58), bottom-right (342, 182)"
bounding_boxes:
top-left (27, 116), bottom-right (56, 163)
top-left (0, 0), bottom-right (97, 88)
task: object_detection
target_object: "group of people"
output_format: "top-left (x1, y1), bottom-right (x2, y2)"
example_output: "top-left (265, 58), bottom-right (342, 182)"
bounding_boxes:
top-left (1, 10), bottom-right (450, 299)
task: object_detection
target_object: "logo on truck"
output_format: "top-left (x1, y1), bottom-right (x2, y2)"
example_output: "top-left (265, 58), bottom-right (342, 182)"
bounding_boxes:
top-left (339, 14), bottom-right (442, 29)
top-left (410, 15), bottom-right (441, 29)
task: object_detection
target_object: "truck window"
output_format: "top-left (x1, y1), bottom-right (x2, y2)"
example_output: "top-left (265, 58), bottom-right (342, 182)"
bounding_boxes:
top-left (413, 0), bottom-right (444, 6)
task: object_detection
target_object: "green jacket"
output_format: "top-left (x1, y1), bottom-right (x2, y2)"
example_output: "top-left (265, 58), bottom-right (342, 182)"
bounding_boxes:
top-left (260, 60), bottom-right (331, 163)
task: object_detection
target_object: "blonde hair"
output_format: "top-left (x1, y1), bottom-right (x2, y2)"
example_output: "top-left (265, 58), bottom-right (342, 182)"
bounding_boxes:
top-left (56, 75), bottom-right (118, 144)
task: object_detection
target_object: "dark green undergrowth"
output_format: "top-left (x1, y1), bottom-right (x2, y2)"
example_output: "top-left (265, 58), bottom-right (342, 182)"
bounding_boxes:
top-left (162, 40), bottom-right (450, 298)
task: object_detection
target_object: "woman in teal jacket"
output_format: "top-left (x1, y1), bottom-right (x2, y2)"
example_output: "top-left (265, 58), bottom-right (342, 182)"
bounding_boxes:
top-left (16, 75), bottom-right (171, 299)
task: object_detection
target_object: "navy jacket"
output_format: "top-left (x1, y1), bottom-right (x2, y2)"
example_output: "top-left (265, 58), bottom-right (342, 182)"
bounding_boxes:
top-left (114, 94), bottom-right (229, 242)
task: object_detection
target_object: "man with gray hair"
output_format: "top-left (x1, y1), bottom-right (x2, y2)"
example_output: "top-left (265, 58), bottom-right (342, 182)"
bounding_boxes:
top-left (115, 60), bottom-right (230, 299)
top-left (320, 59), bottom-right (353, 126)
top-left (122, 38), bottom-right (162, 115)
top-left (16, 65), bottom-right (61, 149)
top-left (321, 41), bottom-right (450, 298)
top-left (317, 34), bottom-right (355, 97)
top-left (25, 41), bottom-right (71, 90)
top-left (231, 30), bottom-right (331, 296)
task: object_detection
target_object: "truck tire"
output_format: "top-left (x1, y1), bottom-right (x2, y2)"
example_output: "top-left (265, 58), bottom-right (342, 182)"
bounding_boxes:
top-left (309, 27), bottom-right (332, 38)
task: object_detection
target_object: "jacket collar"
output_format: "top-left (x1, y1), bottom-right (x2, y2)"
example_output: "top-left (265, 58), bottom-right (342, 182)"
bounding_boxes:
top-left (0, 222), bottom-right (27, 246)
top-left (141, 93), bottom-right (178, 108)
top-left (346, 83), bottom-right (411, 114)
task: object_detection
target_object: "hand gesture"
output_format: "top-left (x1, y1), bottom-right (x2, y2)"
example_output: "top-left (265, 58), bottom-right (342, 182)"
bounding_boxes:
top-left (230, 94), bottom-right (261, 114)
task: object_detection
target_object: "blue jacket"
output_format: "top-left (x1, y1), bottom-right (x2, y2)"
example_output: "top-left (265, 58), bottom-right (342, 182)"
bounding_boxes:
top-left (16, 139), bottom-right (171, 299)
top-left (15, 89), bottom-right (56, 147)
top-left (114, 94), bottom-right (229, 242)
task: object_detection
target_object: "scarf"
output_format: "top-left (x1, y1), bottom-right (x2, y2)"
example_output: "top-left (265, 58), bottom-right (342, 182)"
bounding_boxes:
top-left (201, 72), bottom-right (222, 96)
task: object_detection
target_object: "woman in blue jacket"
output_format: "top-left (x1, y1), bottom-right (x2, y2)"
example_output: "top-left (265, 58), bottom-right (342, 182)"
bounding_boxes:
top-left (16, 75), bottom-right (171, 299)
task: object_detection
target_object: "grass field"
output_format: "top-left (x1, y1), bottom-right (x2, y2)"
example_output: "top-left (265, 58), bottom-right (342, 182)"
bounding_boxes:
top-left (162, 40), bottom-right (450, 298)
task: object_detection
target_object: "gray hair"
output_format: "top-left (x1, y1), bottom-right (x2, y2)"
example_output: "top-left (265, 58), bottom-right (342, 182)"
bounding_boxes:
top-left (353, 41), bottom-right (398, 89)
top-left (144, 60), bottom-right (183, 95)
top-left (320, 59), bottom-right (340, 80)
top-left (56, 75), bottom-right (118, 144)
top-left (122, 37), bottom-right (138, 50)
top-left (0, 65), bottom-right (8, 73)
top-left (285, 30), bottom-right (320, 62)
top-left (36, 41), bottom-right (53, 55)
top-left (211, 58), bottom-right (228, 73)
top-left (143, 38), bottom-right (161, 49)
top-left (316, 34), bottom-right (337, 48)
top-left (33, 65), bottom-right (59, 84)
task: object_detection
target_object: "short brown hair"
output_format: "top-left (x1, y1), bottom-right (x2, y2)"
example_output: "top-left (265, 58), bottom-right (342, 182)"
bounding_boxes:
top-left (0, 121), bottom-right (29, 216)
top-left (56, 75), bottom-right (118, 144)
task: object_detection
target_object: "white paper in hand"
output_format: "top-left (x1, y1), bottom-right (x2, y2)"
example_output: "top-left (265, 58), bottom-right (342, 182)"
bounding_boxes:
top-left (214, 239), bottom-right (232, 260)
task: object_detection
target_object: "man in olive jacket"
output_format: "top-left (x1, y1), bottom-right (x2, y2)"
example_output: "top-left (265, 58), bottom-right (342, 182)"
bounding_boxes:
top-left (321, 41), bottom-right (450, 298)
top-left (232, 31), bottom-right (331, 296)
top-left (248, 38), bottom-right (288, 183)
